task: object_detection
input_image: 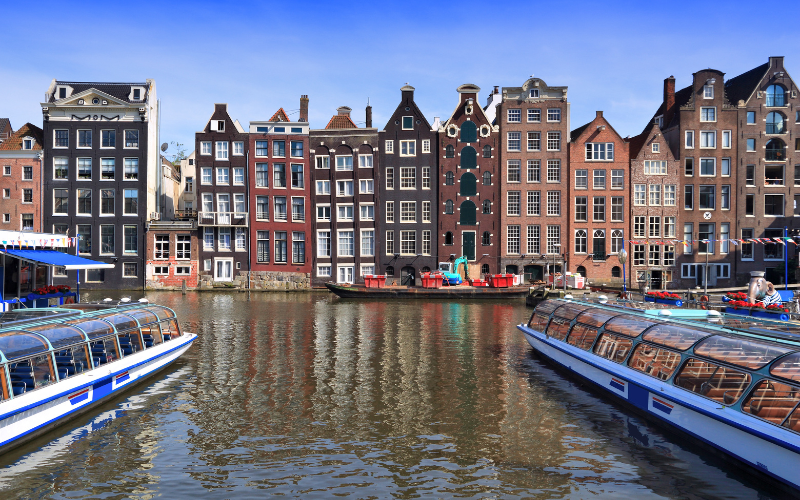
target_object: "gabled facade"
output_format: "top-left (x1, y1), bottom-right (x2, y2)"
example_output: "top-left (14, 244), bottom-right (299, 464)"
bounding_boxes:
top-left (310, 105), bottom-right (379, 285)
top-left (0, 119), bottom-right (12, 143)
top-left (437, 84), bottom-right (500, 278)
top-left (727, 56), bottom-right (800, 284)
top-left (567, 111), bottom-right (630, 281)
top-left (377, 85), bottom-right (437, 285)
top-left (249, 96), bottom-right (312, 277)
top-left (41, 79), bottom-right (159, 288)
top-left (0, 123), bottom-right (44, 232)
top-left (656, 70), bottom-right (738, 288)
top-left (498, 77), bottom-right (569, 281)
top-left (195, 104), bottom-right (249, 283)
top-left (628, 121), bottom-right (680, 289)
top-left (177, 151), bottom-right (196, 218)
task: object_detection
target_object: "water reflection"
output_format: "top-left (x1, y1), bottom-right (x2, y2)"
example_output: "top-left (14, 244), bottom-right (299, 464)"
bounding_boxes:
top-left (0, 292), bottom-right (785, 499)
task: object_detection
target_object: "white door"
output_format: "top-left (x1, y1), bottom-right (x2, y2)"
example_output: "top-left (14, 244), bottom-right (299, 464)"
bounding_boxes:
top-left (214, 258), bottom-right (233, 282)
top-left (338, 266), bottom-right (354, 284)
top-left (217, 194), bottom-right (230, 225)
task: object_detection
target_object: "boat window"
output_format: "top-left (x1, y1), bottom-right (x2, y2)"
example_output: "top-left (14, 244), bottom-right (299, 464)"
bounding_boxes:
top-left (23, 325), bottom-right (87, 350)
top-left (8, 354), bottom-right (55, 394)
top-left (161, 319), bottom-right (181, 341)
top-left (575, 310), bottom-right (621, 328)
top-left (90, 336), bottom-right (120, 366)
top-left (53, 345), bottom-right (91, 378)
top-left (594, 333), bottom-right (633, 363)
top-left (146, 306), bottom-right (176, 321)
top-left (117, 329), bottom-right (145, 356)
top-left (741, 379), bottom-right (800, 432)
top-left (65, 318), bottom-right (115, 339)
top-left (628, 344), bottom-right (681, 381)
top-left (674, 358), bottom-right (752, 405)
top-left (97, 313), bottom-right (138, 333)
top-left (567, 324), bottom-right (600, 351)
top-left (553, 303), bottom-right (593, 321)
top-left (141, 324), bottom-right (163, 347)
top-left (0, 331), bottom-right (51, 361)
top-left (642, 324), bottom-right (713, 351)
top-left (605, 315), bottom-right (659, 338)
top-left (770, 352), bottom-right (800, 383)
top-left (528, 301), bottom-right (563, 329)
top-left (545, 317), bottom-right (571, 341)
top-left (126, 309), bottom-right (159, 326)
top-left (0, 365), bottom-right (8, 400)
top-left (695, 336), bottom-right (794, 370)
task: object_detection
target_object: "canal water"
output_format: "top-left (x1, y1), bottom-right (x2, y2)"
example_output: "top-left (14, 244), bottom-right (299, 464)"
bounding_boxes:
top-left (0, 292), bottom-right (784, 499)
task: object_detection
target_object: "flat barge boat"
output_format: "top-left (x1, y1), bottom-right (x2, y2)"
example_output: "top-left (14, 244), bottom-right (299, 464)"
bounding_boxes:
top-left (325, 282), bottom-right (531, 299)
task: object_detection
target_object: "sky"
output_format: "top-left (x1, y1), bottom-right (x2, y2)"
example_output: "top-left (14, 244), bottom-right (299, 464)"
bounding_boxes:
top-left (1, 0), bottom-right (798, 159)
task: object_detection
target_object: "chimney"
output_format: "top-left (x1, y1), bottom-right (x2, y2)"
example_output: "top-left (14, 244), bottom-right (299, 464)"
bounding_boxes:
top-left (664, 76), bottom-right (675, 114)
top-left (769, 56), bottom-right (784, 71)
top-left (494, 86), bottom-right (499, 94)
top-left (365, 99), bottom-right (372, 128)
top-left (596, 111), bottom-right (603, 118)
top-left (336, 106), bottom-right (351, 116)
top-left (299, 95), bottom-right (309, 122)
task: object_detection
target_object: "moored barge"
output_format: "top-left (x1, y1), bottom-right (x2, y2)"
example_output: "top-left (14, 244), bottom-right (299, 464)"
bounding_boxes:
top-left (517, 299), bottom-right (800, 491)
top-left (325, 282), bottom-right (531, 299)
top-left (0, 302), bottom-right (195, 453)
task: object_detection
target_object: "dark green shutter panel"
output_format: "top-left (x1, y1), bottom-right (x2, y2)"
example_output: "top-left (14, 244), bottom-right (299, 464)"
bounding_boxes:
top-left (459, 173), bottom-right (477, 196)
top-left (462, 232), bottom-right (476, 260)
top-left (460, 146), bottom-right (476, 169)
top-left (460, 200), bottom-right (477, 226)
top-left (460, 121), bottom-right (477, 142)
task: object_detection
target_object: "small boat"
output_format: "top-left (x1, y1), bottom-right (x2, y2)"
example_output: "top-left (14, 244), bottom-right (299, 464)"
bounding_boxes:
top-left (325, 282), bottom-right (531, 299)
top-left (0, 302), bottom-right (196, 453)
top-left (517, 298), bottom-right (800, 492)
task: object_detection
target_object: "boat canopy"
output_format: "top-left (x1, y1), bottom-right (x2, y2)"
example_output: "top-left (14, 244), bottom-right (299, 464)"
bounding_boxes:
top-left (770, 353), bottom-right (800, 382)
top-left (0, 331), bottom-right (50, 360)
top-left (576, 309), bottom-right (621, 328)
top-left (604, 315), bottom-right (659, 338)
top-left (96, 312), bottom-right (138, 332)
top-left (23, 325), bottom-right (87, 350)
top-left (642, 324), bottom-right (715, 351)
top-left (64, 318), bottom-right (114, 339)
top-left (694, 336), bottom-right (796, 370)
top-left (553, 303), bottom-right (593, 321)
top-left (125, 309), bottom-right (159, 326)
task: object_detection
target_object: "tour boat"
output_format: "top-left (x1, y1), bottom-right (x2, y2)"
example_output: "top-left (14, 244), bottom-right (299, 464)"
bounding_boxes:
top-left (0, 302), bottom-right (196, 453)
top-left (517, 298), bottom-right (800, 491)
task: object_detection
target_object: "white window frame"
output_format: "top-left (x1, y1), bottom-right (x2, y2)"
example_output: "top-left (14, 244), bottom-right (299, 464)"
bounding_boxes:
top-left (400, 140), bottom-right (416, 157)
top-left (201, 141), bottom-right (212, 155)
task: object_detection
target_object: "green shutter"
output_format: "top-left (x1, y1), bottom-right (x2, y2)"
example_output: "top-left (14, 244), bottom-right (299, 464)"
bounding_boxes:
top-left (462, 232), bottom-right (476, 260)
top-left (460, 121), bottom-right (477, 142)
top-left (460, 146), bottom-right (477, 169)
top-left (459, 173), bottom-right (477, 196)
top-left (459, 200), bottom-right (477, 226)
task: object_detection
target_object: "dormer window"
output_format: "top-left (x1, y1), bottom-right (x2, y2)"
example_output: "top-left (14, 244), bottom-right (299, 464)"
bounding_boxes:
top-left (59, 88), bottom-right (67, 99)
top-left (530, 89), bottom-right (539, 98)
top-left (133, 88), bottom-right (141, 100)
top-left (22, 138), bottom-right (33, 150)
top-left (216, 120), bottom-right (225, 132)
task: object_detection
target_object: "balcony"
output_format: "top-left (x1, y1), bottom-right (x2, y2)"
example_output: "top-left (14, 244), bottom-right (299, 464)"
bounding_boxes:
top-left (766, 147), bottom-right (787, 162)
top-left (198, 212), bottom-right (249, 226)
top-left (175, 209), bottom-right (197, 220)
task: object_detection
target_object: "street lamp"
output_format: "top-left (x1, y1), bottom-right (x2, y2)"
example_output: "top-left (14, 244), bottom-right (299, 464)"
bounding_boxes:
top-left (618, 244), bottom-right (628, 296)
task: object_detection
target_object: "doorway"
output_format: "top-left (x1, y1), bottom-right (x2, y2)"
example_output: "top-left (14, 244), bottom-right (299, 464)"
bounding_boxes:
top-left (651, 270), bottom-right (663, 290)
top-left (505, 264), bottom-right (519, 274)
top-left (401, 266), bottom-right (416, 286)
top-left (214, 258), bottom-right (233, 282)
top-left (523, 265), bottom-right (541, 283)
top-left (462, 231), bottom-right (476, 261)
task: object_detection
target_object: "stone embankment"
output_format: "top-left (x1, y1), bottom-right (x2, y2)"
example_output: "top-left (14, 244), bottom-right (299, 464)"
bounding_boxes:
top-left (147, 272), bottom-right (312, 291)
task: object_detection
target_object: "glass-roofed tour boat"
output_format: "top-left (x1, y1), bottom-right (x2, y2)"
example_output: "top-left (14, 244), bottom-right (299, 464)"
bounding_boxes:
top-left (518, 298), bottom-right (800, 492)
top-left (0, 301), bottom-right (195, 453)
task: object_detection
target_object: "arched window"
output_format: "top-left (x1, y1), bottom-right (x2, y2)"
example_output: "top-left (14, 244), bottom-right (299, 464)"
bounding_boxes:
top-left (482, 231), bottom-right (491, 245)
top-left (445, 200), bottom-right (454, 214)
top-left (459, 173), bottom-right (477, 196)
top-left (421, 266), bottom-right (431, 273)
top-left (611, 266), bottom-right (621, 278)
top-left (482, 171), bottom-right (491, 185)
top-left (766, 84), bottom-right (786, 107)
top-left (483, 145), bottom-right (492, 158)
top-left (460, 146), bottom-right (477, 169)
top-left (481, 264), bottom-right (490, 275)
top-left (459, 200), bottom-right (476, 225)
top-left (766, 138), bottom-right (786, 161)
top-left (574, 229), bottom-right (587, 253)
top-left (445, 144), bottom-right (455, 158)
top-left (445, 232), bottom-right (453, 245)
top-left (505, 265), bottom-right (518, 274)
top-left (386, 266), bottom-right (394, 277)
top-left (482, 199), bottom-right (491, 214)
top-left (766, 111), bottom-right (786, 134)
top-left (592, 229), bottom-right (606, 259)
top-left (445, 171), bottom-right (455, 185)
top-left (576, 266), bottom-right (587, 277)
top-left (611, 230), bottom-right (623, 253)
top-left (460, 121), bottom-right (477, 142)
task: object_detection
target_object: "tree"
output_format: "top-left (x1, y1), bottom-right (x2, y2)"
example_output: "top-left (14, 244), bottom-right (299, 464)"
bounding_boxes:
top-left (167, 141), bottom-right (187, 164)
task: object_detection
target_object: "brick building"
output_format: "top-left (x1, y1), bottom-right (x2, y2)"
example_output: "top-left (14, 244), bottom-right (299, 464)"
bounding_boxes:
top-left (0, 123), bottom-right (44, 231)
top-left (249, 96), bottom-right (312, 277)
top-left (310, 105), bottom-right (379, 285)
top-left (654, 70), bottom-right (737, 288)
top-left (726, 56), bottom-right (800, 284)
top-left (627, 121), bottom-right (680, 289)
top-left (438, 84), bottom-right (500, 278)
top-left (377, 85), bottom-right (437, 285)
top-left (145, 220), bottom-right (199, 288)
top-left (497, 77), bottom-right (569, 282)
top-left (568, 111), bottom-right (629, 281)
top-left (0, 119), bottom-right (12, 144)
top-left (196, 103), bottom-right (249, 283)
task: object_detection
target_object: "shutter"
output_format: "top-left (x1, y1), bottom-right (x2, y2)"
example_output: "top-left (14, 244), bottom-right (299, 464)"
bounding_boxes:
top-left (460, 146), bottom-right (477, 169)
top-left (459, 201), bottom-right (477, 226)
top-left (459, 173), bottom-right (477, 196)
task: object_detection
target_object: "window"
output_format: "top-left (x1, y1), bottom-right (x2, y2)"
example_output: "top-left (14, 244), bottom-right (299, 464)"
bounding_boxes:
top-left (648, 245), bottom-right (660, 266)
top-left (764, 229), bottom-right (784, 260)
top-left (743, 164), bottom-right (755, 186)
top-left (386, 201), bottom-right (394, 222)
top-left (400, 201), bottom-right (416, 222)
top-left (77, 224), bottom-right (91, 254)
top-left (575, 196), bottom-right (587, 221)
top-left (77, 158), bottom-right (91, 180)
top-left (664, 217), bottom-right (676, 238)
top-left (698, 223), bottom-right (714, 254)
top-left (721, 185), bottom-right (730, 209)
top-left (360, 230), bottom-right (374, 257)
top-left (77, 189), bottom-right (91, 215)
top-left (386, 230), bottom-right (395, 254)
top-left (684, 157), bottom-right (694, 177)
top-left (336, 156), bottom-right (353, 171)
top-left (699, 185), bottom-right (715, 209)
top-left (100, 130), bottom-right (115, 148)
top-left (547, 191), bottom-right (560, 216)
top-left (123, 158), bottom-right (138, 180)
top-left (648, 216), bottom-right (660, 238)
top-left (230, 141), bottom-right (243, 156)
top-left (593, 196), bottom-right (605, 221)
top-left (123, 262), bottom-right (137, 277)
top-left (360, 203), bottom-right (374, 221)
top-left (54, 130), bottom-right (68, 148)
top-left (154, 234), bottom-right (170, 259)
top-left (218, 228), bottom-right (232, 251)
top-left (684, 185), bottom-right (694, 209)
top-left (546, 132), bottom-right (560, 151)
top-left (745, 111), bottom-right (756, 125)
top-left (592, 230), bottom-right (606, 260)
top-left (720, 223), bottom-right (729, 253)
top-left (290, 164), bottom-right (304, 188)
top-left (216, 142), bottom-right (229, 160)
top-left (507, 132), bottom-right (521, 152)
top-left (722, 130), bottom-right (731, 148)
top-left (125, 130), bottom-right (139, 148)
top-left (292, 232), bottom-right (306, 263)
top-left (547, 109), bottom-right (561, 122)
top-left (611, 197), bottom-right (623, 222)
top-left (400, 167), bottom-right (416, 189)
top-left (316, 204), bottom-right (329, 222)
top-left (745, 193), bottom-right (754, 216)
top-left (507, 191), bottom-right (520, 216)
top-left (201, 167), bottom-right (212, 185)
top-left (528, 109), bottom-right (541, 122)
top-left (216, 167), bottom-right (230, 185)
top-left (316, 230), bottom-right (330, 258)
top-left (547, 160), bottom-right (560, 182)
top-left (445, 171), bottom-right (454, 185)
top-left (574, 229), bottom-right (587, 253)
top-left (291, 197), bottom-right (305, 221)
top-left (632, 217), bottom-right (645, 239)
top-left (764, 194), bottom-right (784, 216)
top-left (422, 201), bottom-right (431, 222)
top-left (482, 145), bottom-right (492, 158)
top-left (290, 141), bottom-right (303, 158)
top-left (336, 180), bottom-right (353, 197)
top-left (2, 213), bottom-right (8, 223)
top-left (766, 84), bottom-right (786, 107)
top-left (273, 164), bottom-right (286, 188)
top-left (19, 214), bottom-right (32, 231)
top-left (747, 138), bottom-right (756, 152)
top-left (338, 230), bottom-right (354, 257)
top-left (445, 200), bottom-right (454, 214)
top-left (254, 163), bottom-right (268, 187)
top-left (315, 155), bottom-right (329, 169)
top-left (358, 179), bottom-right (374, 194)
top-left (685, 130), bottom-right (694, 148)
top-left (358, 155), bottom-right (373, 168)
top-left (527, 132), bottom-right (540, 151)
top-left (400, 140), bottom-right (416, 156)
top-left (528, 191), bottom-right (540, 216)
top-left (233, 167), bottom-right (244, 185)
top-left (54, 189), bottom-right (68, 214)
top-left (482, 231), bottom-right (491, 246)
top-left (585, 143), bottom-right (614, 160)
top-left (699, 131), bottom-right (716, 148)
top-left (78, 130), bottom-right (92, 148)
top-left (203, 228), bottom-right (214, 250)
top-left (400, 116), bottom-right (414, 130)
top-left (664, 185), bottom-right (676, 206)
top-left (644, 160), bottom-right (667, 175)
top-left (633, 245), bottom-right (646, 266)
top-left (508, 109), bottom-right (521, 122)
top-left (386, 167), bottom-right (394, 189)
top-left (274, 231), bottom-right (287, 262)
top-left (256, 141), bottom-right (269, 157)
top-left (611, 169), bottom-right (624, 189)
top-left (337, 204), bottom-right (353, 222)
top-left (483, 199), bottom-right (491, 214)
top-left (700, 107), bottom-right (716, 122)
top-left (422, 167), bottom-right (430, 188)
top-left (649, 184), bottom-right (661, 206)
top-left (526, 225), bottom-right (540, 254)
top-left (482, 171), bottom-right (491, 186)
top-left (422, 140), bottom-right (430, 153)
top-left (703, 84), bottom-right (714, 99)
top-left (22, 188), bottom-right (32, 204)
top-left (274, 197), bottom-right (287, 220)
top-left (796, 165), bottom-right (800, 186)
top-left (97, 158), bottom-right (114, 180)
top-left (256, 196), bottom-right (270, 220)
top-left (507, 225), bottom-right (520, 254)
top-left (445, 145), bottom-right (454, 158)
top-left (719, 157), bottom-right (731, 177)
top-left (652, 142), bottom-right (660, 153)
top-left (273, 140), bottom-right (286, 157)
top-left (741, 229), bottom-right (754, 260)
top-left (400, 230), bottom-right (416, 255)
top-left (527, 160), bottom-right (541, 182)
top-left (53, 157), bottom-right (68, 179)
top-left (593, 170), bottom-right (606, 189)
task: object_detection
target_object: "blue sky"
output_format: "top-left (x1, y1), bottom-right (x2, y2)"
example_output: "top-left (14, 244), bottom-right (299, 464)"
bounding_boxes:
top-left (1, 0), bottom-right (798, 157)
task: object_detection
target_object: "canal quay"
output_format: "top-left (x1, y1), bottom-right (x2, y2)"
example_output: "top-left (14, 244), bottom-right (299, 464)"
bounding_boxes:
top-left (0, 291), bottom-right (785, 499)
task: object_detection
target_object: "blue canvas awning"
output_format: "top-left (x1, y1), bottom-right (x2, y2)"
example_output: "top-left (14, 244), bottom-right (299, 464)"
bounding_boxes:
top-left (0, 249), bottom-right (114, 270)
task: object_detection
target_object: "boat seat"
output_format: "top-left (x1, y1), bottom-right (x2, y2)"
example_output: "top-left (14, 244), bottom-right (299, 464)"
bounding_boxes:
top-left (93, 357), bottom-right (101, 367)
top-left (121, 347), bottom-right (134, 356)
top-left (163, 334), bottom-right (172, 341)
top-left (57, 368), bottom-right (68, 380)
top-left (55, 356), bottom-right (75, 364)
top-left (11, 382), bottom-right (27, 395)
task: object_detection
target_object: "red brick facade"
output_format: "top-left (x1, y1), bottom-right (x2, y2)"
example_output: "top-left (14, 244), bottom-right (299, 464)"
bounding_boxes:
top-left (0, 123), bottom-right (43, 232)
top-left (145, 223), bottom-right (200, 288)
